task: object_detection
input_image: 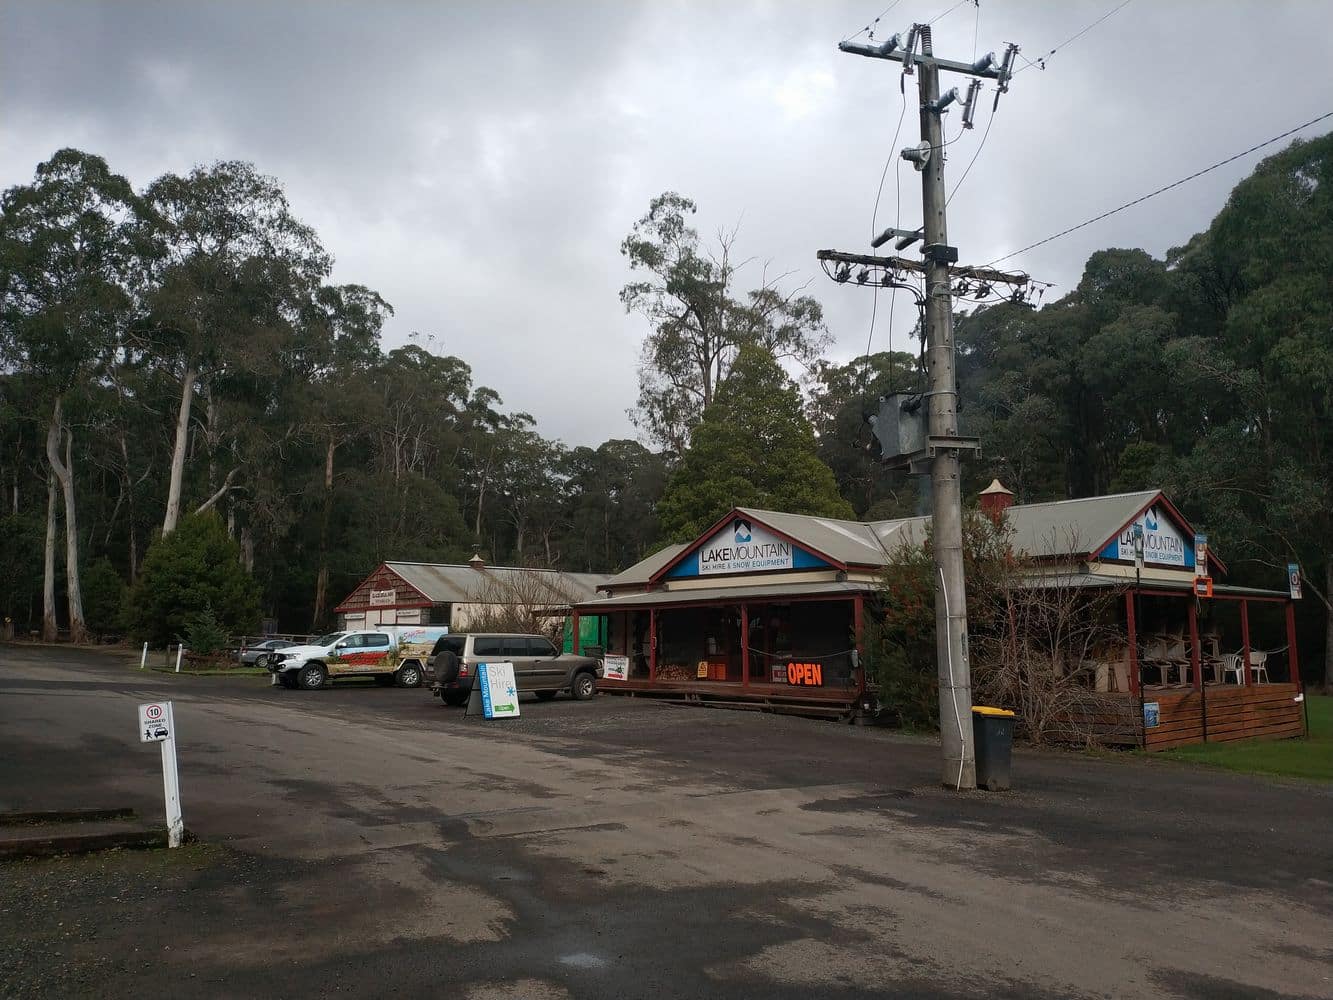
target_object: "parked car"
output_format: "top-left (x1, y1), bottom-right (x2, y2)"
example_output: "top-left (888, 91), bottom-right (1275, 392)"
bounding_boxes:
top-left (428, 632), bottom-right (603, 707)
top-left (239, 639), bottom-right (297, 667)
top-left (269, 627), bottom-right (448, 691)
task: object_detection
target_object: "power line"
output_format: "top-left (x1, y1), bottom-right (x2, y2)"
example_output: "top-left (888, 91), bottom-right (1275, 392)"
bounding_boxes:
top-left (929, 0), bottom-right (972, 27)
top-left (1014, 0), bottom-right (1132, 75)
top-left (842, 0), bottom-right (904, 43)
top-left (946, 101), bottom-right (993, 206)
top-left (983, 109), bottom-right (1333, 267)
top-left (866, 89), bottom-right (908, 364)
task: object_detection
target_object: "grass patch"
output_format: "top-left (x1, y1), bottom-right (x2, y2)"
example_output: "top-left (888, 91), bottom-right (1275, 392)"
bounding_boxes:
top-left (1158, 694), bottom-right (1332, 782)
top-left (146, 665), bottom-right (269, 677)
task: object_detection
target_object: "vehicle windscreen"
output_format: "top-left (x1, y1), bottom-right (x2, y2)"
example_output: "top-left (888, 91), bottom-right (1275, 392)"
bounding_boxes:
top-left (313, 632), bottom-right (346, 646)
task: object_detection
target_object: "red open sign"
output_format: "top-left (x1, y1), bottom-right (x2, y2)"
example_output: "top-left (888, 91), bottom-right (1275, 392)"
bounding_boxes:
top-left (786, 662), bottom-right (823, 686)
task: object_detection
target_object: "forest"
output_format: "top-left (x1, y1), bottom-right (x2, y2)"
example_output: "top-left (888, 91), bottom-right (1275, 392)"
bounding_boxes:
top-left (1, 135), bottom-right (1329, 685)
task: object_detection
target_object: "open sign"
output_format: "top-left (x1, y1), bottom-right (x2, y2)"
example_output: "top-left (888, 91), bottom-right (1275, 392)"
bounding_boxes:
top-left (786, 662), bottom-right (823, 686)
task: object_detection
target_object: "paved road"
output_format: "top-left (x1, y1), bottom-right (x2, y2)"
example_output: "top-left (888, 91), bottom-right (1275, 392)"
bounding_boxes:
top-left (2, 645), bottom-right (1331, 999)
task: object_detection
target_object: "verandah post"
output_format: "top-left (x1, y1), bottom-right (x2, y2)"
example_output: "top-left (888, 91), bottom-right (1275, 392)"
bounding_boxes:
top-left (740, 603), bottom-right (750, 688)
top-left (853, 594), bottom-right (866, 695)
top-left (1285, 601), bottom-right (1300, 690)
top-left (1240, 599), bottom-right (1251, 686)
top-left (571, 610), bottom-right (581, 655)
top-left (648, 609), bottom-right (657, 684)
top-left (1188, 599), bottom-right (1201, 691)
top-left (1126, 591), bottom-right (1140, 696)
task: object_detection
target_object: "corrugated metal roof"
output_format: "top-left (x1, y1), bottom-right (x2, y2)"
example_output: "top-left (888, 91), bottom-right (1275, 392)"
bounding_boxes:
top-left (384, 562), bottom-right (609, 604)
top-left (600, 543), bottom-right (689, 589)
top-left (1004, 491), bottom-right (1159, 559)
top-left (603, 490), bottom-right (1175, 591)
top-left (574, 580), bottom-right (869, 611)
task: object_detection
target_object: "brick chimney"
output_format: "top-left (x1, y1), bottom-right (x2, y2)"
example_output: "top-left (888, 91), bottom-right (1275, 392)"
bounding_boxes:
top-left (468, 553), bottom-right (486, 571)
top-left (979, 479), bottom-right (1015, 524)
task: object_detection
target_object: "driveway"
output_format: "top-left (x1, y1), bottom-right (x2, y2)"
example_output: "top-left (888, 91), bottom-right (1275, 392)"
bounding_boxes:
top-left (2, 644), bottom-right (1330, 999)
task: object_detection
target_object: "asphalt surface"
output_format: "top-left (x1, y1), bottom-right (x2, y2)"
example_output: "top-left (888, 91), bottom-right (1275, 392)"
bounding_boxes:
top-left (2, 644), bottom-right (1331, 999)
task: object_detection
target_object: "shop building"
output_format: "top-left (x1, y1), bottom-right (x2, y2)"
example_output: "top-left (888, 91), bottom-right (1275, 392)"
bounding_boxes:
top-left (568, 488), bottom-right (1306, 744)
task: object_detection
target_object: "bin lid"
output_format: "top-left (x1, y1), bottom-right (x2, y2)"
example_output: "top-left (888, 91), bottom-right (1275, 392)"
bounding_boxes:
top-left (972, 706), bottom-right (1015, 717)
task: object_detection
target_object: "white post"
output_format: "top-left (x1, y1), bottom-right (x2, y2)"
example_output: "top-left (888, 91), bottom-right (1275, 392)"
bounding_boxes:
top-left (140, 641), bottom-right (148, 669)
top-left (160, 703), bottom-right (183, 848)
top-left (175, 644), bottom-right (184, 673)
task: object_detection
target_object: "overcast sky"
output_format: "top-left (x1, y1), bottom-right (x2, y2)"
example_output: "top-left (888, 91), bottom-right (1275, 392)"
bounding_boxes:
top-left (4, 1), bottom-right (1331, 446)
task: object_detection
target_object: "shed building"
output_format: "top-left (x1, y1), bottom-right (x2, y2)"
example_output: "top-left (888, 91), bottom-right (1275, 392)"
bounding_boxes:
top-left (335, 556), bottom-right (609, 632)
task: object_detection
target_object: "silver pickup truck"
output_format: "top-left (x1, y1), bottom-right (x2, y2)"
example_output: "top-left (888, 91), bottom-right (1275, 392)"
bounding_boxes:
top-left (427, 632), bottom-right (603, 707)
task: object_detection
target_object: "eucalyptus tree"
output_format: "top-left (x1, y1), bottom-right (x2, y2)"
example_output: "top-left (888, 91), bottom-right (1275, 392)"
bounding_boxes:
top-left (620, 191), bottom-right (830, 455)
top-left (0, 149), bottom-right (140, 641)
top-left (138, 160), bottom-right (330, 535)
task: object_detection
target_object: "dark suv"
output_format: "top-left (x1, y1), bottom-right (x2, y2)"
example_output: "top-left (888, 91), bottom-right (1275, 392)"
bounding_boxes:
top-left (427, 632), bottom-right (603, 707)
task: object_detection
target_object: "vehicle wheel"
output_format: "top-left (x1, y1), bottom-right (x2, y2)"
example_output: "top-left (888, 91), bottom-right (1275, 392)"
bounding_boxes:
top-left (278, 672), bottom-right (298, 689)
top-left (443, 690), bottom-right (469, 707)
top-left (572, 672), bottom-right (596, 701)
top-left (255, 653), bottom-right (271, 669)
top-left (396, 663), bottom-right (422, 688)
top-left (535, 690), bottom-right (558, 701)
top-left (298, 665), bottom-right (327, 691)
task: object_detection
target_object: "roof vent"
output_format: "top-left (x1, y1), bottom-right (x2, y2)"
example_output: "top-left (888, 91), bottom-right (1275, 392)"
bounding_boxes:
top-left (468, 553), bottom-right (486, 571)
top-left (979, 479), bottom-right (1015, 524)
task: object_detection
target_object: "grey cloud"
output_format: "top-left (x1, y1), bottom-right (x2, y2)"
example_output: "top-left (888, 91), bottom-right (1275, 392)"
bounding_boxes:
top-left (4, 0), bottom-right (1331, 445)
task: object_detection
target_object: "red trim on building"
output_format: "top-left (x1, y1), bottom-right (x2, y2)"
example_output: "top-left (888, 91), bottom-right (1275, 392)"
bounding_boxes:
top-left (649, 508), bottom-right (850, 584)
top-left (1097, 492), bottom-right (1229, 575)
top-left (333, 563), bottom-right (432, 614)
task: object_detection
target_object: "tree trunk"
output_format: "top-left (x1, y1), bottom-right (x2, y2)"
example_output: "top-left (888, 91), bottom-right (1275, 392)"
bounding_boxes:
top-left (163, 365), bottom-right (197, 535)
top-left (46, 399), bottom-right (86, 643)
top-left (240, 526), bottom-right (255, 574)
top-left (42, 470), bottom-right (57, 641)
top-left (311, 439), bottom-right (336, 631)
top-left (1325, 559), bottom-right (1332, 692)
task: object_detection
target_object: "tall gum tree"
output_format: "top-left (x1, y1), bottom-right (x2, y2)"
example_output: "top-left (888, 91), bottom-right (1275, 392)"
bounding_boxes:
top-left (139, 161), bottom-right (330, 536)
top-left (620, 192), bottom-right (830, 456)
top-left (0, 149), bottom-right (138, 642)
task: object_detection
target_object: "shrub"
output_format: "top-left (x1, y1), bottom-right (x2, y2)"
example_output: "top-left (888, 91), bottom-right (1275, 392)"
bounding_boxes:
top-left (128, 513), bottom-right (260, 647)
top-left (181, 605), bottom-right (230, 656)
top-left (81, 558), bottom-right (128, 638)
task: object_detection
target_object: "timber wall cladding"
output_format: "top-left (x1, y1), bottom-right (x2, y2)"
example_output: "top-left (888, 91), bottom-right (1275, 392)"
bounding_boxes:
top-left (339, 566), bottom-right (423, 611)
top-left (1144, 683), bottom-right (1304, 751)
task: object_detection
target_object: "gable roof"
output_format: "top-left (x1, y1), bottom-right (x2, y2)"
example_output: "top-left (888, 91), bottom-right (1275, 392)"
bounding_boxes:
top-left (1006, 490), bottom-right (1159, 560)
top-left (604, 489), bottom-right (1218, 591)
top-left (336, 561), bottom-right (609, 612)
top-left (601, 543), bottom-right (689, 590)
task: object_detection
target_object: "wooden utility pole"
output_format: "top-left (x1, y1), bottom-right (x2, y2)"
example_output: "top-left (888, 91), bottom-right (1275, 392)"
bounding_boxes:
top-left (916, 41), bottom-right (974, 789)
top-left (825, 24), bottom-right (1023, 789)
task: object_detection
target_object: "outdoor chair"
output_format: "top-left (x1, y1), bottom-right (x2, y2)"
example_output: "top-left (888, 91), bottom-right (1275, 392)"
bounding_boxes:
top-left (1248, 650), bottom-right (1270, 684)
top-left (1166, 639), bottom-right (1191, 686)
top-left (1221, 653), bottom-right (1244, 685)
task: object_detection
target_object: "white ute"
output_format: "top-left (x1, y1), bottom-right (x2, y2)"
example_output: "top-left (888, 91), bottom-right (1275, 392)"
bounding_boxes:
top-left (269, 626), bottom-right (447, 691)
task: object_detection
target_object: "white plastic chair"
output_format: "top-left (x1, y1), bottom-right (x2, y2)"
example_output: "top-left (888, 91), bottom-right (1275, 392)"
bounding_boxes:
top-left (1248, 650), bottom-right (1270, 684)
top-left (1221, 653), bottom-right (1244, 684)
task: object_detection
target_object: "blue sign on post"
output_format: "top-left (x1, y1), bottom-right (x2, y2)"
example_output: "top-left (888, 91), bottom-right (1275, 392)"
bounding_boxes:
top-left (1143, 701), bottom-right (1160, 728)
